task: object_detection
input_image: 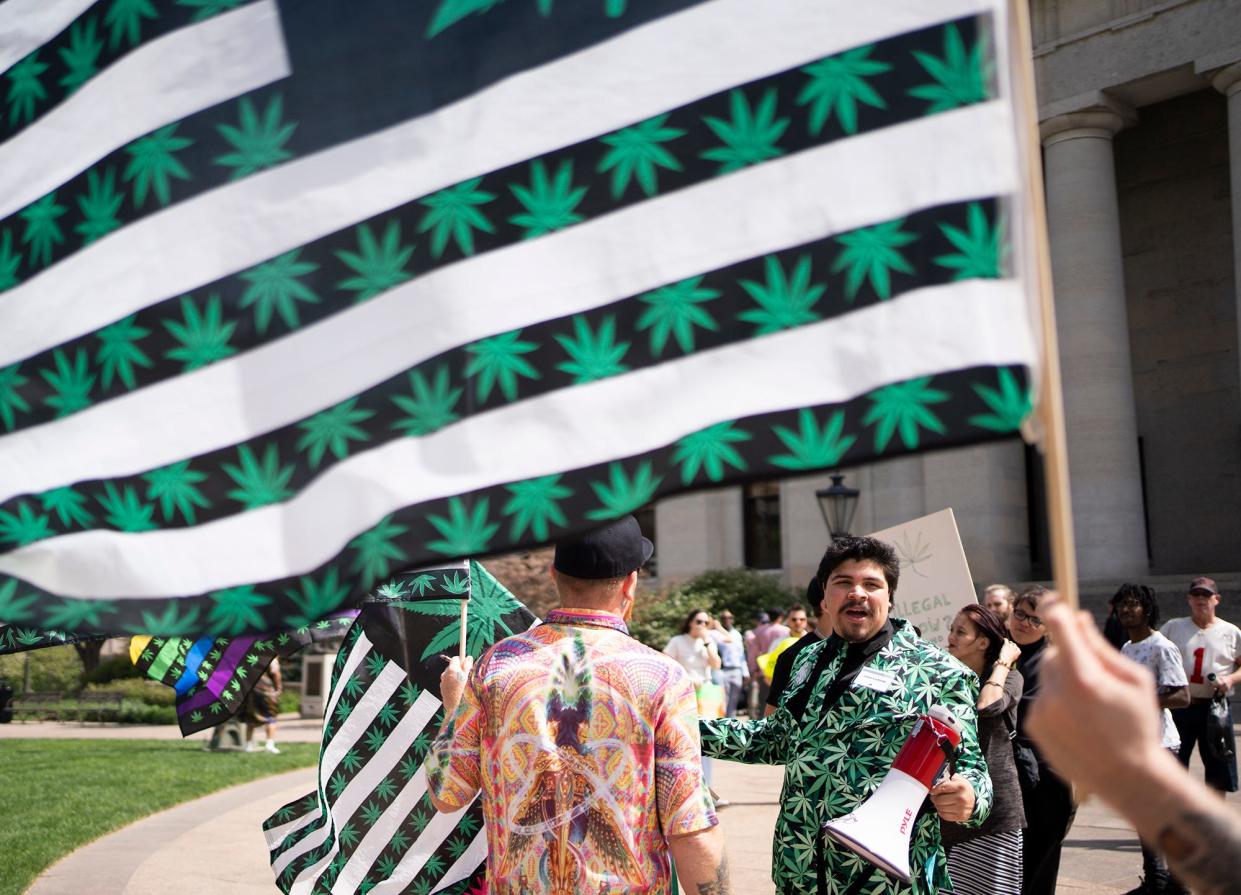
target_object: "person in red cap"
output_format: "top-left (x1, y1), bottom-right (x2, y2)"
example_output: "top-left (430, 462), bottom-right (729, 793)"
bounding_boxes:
top-left (1160, 577), bottom-right (1241, 793)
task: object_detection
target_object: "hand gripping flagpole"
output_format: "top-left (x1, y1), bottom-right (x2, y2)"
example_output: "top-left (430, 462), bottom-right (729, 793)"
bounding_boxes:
top-left (1008, 0), bottom-right (1079, 608)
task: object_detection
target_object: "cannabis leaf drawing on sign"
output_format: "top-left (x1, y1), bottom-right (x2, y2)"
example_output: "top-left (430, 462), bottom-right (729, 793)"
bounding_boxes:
top-left (894, 530), bottom-right (932, 578)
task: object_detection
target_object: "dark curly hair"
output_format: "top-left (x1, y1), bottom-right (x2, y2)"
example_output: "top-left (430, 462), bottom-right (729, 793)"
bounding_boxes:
top-left (1112, 582), bottom-right (1159, 629)
top-left (815, 536), bottom-right (900, 598)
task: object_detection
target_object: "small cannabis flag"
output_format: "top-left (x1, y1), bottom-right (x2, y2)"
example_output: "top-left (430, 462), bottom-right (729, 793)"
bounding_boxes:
top-left (264, 560), bottom-right (535, 894)
top-left (0, 624), bottom-right (101, 655)
top-left (0, 0), bottom-right (1040, 637)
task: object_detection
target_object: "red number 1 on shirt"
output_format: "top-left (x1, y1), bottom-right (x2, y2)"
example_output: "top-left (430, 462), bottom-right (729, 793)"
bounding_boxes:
top-left (1190, 647), bottom-right (1206, 684)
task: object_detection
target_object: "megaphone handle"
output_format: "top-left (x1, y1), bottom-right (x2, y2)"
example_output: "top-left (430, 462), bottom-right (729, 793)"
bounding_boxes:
top-left (936, 732), bottom-right (958, 777)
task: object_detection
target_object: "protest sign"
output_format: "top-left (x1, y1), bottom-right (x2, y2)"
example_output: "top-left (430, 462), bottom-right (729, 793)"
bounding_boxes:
top-left (868, 508), bottom-right (976, 649)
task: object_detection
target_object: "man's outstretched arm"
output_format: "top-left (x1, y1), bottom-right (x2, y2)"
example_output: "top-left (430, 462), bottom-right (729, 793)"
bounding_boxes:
top-left (668, 826), bottom-right (731, 895)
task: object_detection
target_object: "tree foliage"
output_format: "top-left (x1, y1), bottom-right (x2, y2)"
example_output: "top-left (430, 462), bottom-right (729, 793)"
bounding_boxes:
top-left (0, 645), bottom-right (83, 693)
top-left (628, 567), bottom-right (800, 651)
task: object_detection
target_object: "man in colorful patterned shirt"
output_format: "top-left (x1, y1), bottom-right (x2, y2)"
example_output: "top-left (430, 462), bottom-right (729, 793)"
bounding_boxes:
top-left (701, 536), bottom-right (991, 895)
top-left (425, 515), bottom-right (727, 894)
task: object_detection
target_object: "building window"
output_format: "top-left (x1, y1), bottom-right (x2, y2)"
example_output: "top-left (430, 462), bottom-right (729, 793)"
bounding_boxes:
top-left (633, 504), bottom-right (657, 578)
top-left (743, 481), bottom-right (782, 569)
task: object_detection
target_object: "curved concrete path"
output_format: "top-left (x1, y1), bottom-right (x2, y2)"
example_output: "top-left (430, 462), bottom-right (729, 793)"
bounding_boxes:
top-left (0, 714), bottom-right (326, 743)
top-left (21, 754), bottom-right (784, 895)
top-left (27, 767), bottom-right (315, 895)
top-left (16, 713), bottom-right (1236, 895)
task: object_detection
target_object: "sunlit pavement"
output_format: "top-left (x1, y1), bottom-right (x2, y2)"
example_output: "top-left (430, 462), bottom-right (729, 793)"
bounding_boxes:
top-left (12, 717), bottom-right (1241, 893)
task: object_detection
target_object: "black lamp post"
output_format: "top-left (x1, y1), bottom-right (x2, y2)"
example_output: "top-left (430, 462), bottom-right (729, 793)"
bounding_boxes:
top-left (815, 473), bottom-right (860, 540)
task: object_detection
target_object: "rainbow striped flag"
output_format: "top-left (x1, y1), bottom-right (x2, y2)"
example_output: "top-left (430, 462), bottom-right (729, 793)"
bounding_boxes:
top-left (130, 612), bottom-right (356, 735)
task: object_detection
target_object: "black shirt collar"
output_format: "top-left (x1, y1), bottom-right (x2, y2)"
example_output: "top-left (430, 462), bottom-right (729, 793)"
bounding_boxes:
top-left (824, 618), bottom-right (896, 669)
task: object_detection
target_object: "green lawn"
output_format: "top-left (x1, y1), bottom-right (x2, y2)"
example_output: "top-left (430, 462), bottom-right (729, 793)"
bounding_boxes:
top-left (0, 739), bottom-right (317, 895)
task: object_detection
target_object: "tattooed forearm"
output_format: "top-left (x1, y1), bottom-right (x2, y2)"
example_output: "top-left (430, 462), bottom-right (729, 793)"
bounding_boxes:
top-left (696, 856), bottom-right (731, 895)
top-left (1157, 809), bottom-right (1241, 895)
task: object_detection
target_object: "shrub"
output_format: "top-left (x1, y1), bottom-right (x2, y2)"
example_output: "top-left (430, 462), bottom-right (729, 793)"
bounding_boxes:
top-left (630, 568), bottom-right (801, 651)
top-left (628, 588), bottom-right (708, 651)
top-left (277, 689), bottom-right (300, 715)
top-left (82, 654), bottom-right (142, 686)
top-left (115, 700), bottom-right (177, 725)
top-left (84, 679), bottom-right (176, 707)
top-left (683, 568), bottom-right (805, 626)
top-left (0, 646), bottom-right (84, 694)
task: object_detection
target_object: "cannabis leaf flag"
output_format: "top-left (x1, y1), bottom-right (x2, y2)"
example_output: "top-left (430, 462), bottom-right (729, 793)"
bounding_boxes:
top-left (0, 623), bottom-right (102, 655)
top-left (0, 0), bottom-right (1041, 637)
top-left (264, 560), bottom-right (535, 895)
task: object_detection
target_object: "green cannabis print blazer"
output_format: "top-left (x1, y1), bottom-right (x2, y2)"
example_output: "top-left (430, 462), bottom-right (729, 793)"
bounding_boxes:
top-left (700, 618), bottom-right (990, 895)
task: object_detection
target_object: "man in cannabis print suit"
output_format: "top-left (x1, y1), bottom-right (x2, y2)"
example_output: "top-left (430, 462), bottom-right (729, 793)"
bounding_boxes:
top-left (701, 537), bottom-right (991, 895)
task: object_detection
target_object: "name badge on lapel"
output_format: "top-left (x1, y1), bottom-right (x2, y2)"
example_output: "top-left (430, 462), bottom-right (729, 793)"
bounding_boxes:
top-left (852, 667), bottom-right (898, 693)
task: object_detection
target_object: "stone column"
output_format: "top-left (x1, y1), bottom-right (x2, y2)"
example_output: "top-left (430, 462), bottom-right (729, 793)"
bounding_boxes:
top-left (923, 443), bottom-right (1029, 586)
top-left (1039, 95), bottom-right (1148, 580)
top-left (1210, 62), bottom-right (1241, 403)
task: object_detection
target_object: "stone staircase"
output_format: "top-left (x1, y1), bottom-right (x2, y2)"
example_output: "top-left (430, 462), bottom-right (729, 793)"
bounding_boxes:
top-left (1011, 571), bottom-right (1241, 708)
top-left (1009, 572), bottom-right (1241, 626)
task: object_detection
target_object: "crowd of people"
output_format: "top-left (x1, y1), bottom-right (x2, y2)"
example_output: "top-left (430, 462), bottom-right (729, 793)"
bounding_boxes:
top-left (421, 515), bottom-right (1241, 895)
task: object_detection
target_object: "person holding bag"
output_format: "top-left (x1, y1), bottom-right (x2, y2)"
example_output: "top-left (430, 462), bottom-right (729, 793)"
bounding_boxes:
top-left (666, 609), bottom-right (726, 802)
top-left (1161, 577), bottom-right (1241, 793)
top-left (942, 604), bottom-right (1026, 894)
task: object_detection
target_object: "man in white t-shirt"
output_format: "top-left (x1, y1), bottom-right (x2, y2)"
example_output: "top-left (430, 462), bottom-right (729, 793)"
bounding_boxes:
top-left (1118, 583), bottom-right (1190, 894)
top-left (1161, 576), bottom-right (1241, 793)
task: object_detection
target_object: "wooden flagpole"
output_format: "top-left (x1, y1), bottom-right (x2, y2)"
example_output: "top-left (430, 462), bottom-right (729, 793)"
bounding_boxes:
top-left (1008, 0), bottom-right (1078, 608)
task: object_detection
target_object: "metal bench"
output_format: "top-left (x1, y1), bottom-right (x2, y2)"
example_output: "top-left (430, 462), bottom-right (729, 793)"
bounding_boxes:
top-left (76, 691), bottom-right (125, 724)
top-left (11, 691), bottom-right (64, 721)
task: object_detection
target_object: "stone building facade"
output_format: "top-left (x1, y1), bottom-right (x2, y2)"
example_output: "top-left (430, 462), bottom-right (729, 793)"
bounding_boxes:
top-left (652, 0), bottom-right (1241, 599)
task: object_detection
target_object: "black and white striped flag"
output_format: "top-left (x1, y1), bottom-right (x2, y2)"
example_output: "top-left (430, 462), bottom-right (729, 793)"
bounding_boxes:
top-left (0, 0), bottom-right (1041, 637)
top-left (263, 560), bottom-right (536, 895)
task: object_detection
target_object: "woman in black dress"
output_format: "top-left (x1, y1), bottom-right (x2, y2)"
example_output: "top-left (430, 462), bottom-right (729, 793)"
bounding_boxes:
top-left (943, 604), bottom-right (1026, 894)
top-left (1008, 585), bottom-right (1075, 895)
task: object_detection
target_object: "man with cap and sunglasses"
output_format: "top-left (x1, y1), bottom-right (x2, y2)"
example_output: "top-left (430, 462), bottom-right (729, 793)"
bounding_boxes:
top-left (424, 515), bottom-right (729, 894)
top-left (1161, 577), bottom-right (1241, 793)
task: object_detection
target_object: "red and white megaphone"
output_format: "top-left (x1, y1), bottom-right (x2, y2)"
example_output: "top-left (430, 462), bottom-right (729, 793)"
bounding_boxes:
top-left (822, 705), bottom-right (964, 883)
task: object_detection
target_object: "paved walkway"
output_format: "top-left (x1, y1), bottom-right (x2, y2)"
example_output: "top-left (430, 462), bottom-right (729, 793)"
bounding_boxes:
top-left (0, 713), bottom-right (326, 743)
top-left (8, 717), bottom-right (1240, 894)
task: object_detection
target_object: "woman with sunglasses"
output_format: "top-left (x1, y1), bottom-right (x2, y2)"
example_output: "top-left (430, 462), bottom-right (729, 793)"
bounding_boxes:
top-left (942, 604), bottom-right (1025, 894)
top-left (665, 609), bottom-right (725, 802)
top-left (1008, 586), bottom-right (1075, 895)
top-left (665, 609), bottom-right (723, 686)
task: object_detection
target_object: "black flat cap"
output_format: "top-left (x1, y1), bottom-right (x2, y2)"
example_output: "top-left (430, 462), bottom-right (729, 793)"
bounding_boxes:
top-left (553, 515), bottom-right (654, 579)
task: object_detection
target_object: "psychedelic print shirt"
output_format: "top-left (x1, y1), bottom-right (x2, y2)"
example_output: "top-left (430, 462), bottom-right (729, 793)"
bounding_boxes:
top-left (425, 608), bottom-right (717, 895)
top-left (701, 618), bottom-right (991, 895)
